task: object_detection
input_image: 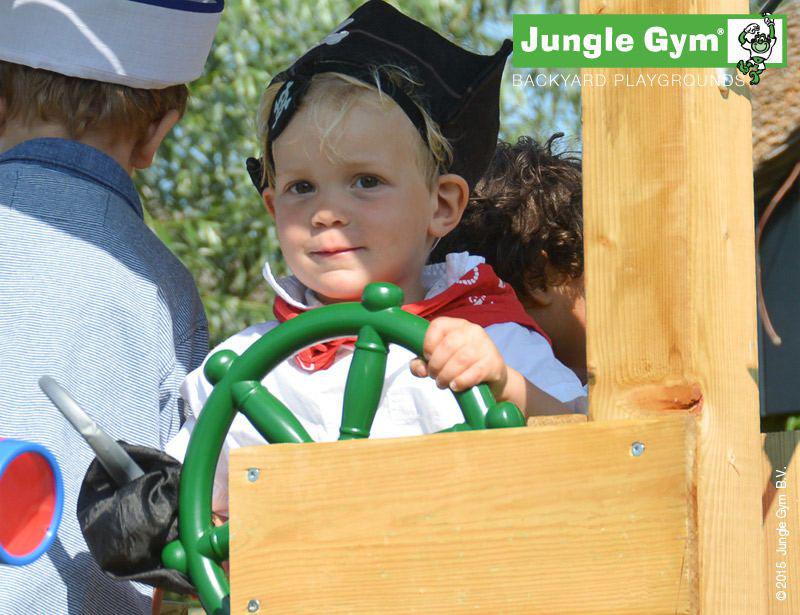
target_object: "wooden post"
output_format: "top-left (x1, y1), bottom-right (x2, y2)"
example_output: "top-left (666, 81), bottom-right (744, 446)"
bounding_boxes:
top-left (762, 431), bottom-right (800, 614)
top-left (581, 1), bottom-right (765, 613)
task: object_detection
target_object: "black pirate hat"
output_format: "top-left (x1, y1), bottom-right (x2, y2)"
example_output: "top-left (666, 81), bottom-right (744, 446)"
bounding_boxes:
top-left (246, 0), bottom-right (511, 193)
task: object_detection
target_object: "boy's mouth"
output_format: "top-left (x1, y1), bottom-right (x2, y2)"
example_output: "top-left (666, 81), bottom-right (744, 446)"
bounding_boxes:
top-left (310, 247), bottom-right (364, 257)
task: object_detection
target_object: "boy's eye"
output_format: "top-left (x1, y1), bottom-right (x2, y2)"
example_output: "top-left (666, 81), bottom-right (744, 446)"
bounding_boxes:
top-left (354, 175), bottom-right (382, 189)
top-left (288, 181), bottom-right (314, 194)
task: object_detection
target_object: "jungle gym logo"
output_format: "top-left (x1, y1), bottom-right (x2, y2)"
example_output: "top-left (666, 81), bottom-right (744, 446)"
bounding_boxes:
top-left (513, 13), bottom-right (786, 85)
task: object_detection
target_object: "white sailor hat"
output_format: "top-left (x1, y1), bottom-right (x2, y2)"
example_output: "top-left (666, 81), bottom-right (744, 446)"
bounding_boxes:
top-left (0, 0), bottom-right (223, 89)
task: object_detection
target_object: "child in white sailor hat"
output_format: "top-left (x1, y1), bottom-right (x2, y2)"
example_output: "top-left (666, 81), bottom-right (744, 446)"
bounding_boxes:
top-left (0, 1), bottom-right (221, 613)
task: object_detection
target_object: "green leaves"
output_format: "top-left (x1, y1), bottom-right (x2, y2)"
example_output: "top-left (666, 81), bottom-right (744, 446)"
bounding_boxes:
top-left (137, 0), bottom-right (580, 346)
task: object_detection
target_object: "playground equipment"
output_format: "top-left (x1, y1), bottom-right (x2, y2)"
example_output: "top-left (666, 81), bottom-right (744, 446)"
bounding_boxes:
top-left (158, 1), bottom-right (798, 612)
top-left (161, 282), bottom-right (527, 612)
top-left (162, 279), bottom-right (708, 614)
top-left (0, 438), bottom-right (63, 566)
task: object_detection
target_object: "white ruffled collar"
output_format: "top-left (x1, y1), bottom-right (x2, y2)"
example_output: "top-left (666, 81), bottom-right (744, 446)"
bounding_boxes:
top-left (262, 252), bottom-right (486, 309)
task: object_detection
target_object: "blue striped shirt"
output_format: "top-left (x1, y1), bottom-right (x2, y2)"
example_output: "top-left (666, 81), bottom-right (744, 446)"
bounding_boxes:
top-left (0, 138), bottom-right (208, 614)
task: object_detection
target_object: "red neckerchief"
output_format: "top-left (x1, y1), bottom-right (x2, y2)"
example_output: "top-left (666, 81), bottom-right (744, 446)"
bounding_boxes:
top-left (273, 264), bottom-right (550, 371)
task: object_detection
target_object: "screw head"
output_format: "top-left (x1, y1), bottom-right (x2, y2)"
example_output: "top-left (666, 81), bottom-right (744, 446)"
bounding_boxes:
top-left (247, 598), bottom-right (260, 612)
top-left (247, 468), bottom-right (260, 482)
top-left (631, 441), bottom-right (645, 457)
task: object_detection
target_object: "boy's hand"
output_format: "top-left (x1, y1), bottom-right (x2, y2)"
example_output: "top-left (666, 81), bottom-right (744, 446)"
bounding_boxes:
top-left (410, 317), bottom-right (573, 418)
top-left (409, 317), bottom-right (509, 399)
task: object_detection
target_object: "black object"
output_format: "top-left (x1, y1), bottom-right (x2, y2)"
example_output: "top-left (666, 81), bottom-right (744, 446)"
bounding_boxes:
top-left (247, 0), bottom-right (511, 193)
top-left (759, 182), bottom-right (800, 416)
top-left (77, 442), bottom-right (194, 595)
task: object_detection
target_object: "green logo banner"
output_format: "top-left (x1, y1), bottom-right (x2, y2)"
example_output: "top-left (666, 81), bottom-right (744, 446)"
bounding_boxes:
top-left (512, 14), bottom-right (786, 68)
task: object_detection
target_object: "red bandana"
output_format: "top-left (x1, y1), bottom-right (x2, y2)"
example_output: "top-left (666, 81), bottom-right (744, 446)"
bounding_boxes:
top-left (273, 264), bottom-right (550, 371)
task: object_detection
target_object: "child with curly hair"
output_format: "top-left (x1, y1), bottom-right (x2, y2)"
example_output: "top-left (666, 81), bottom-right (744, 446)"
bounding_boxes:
top-left (433, 134), bottom-right (586, 385)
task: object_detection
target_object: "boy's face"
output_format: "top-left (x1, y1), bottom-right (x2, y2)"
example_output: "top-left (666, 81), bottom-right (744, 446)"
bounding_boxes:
top-left (264, 98), bottom-right (443, 304)
top-left (524, 275), bottom-right (586, 384)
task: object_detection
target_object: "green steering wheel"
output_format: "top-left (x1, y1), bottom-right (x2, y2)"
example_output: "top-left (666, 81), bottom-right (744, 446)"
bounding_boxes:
top-left (161, 282), bottom-right (525, 614)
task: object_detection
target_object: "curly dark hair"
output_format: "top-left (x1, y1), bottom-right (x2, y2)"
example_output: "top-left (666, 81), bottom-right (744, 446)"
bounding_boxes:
top-left (432, 134), bottom-right (583, 300)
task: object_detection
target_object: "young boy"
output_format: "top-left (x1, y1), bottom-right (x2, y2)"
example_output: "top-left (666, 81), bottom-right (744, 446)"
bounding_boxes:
top-left (433, 135), bottom-right (587, 385)
top-left (166, 0), bottom-right (586, 515)
top-left (0, 1), bottom-right (221, 612)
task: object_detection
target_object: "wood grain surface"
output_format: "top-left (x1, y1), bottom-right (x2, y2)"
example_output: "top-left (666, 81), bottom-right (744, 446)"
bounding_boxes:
top-left (230, 415), bottom-right (694, 614)
top-left (580, 1), bottom-right (765, 612)
top-left (762, 431), bottom-right (800, 614)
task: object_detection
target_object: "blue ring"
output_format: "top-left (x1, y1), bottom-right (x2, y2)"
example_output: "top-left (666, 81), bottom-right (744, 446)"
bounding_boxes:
top-left (0, 439), bottom-right (64, 566)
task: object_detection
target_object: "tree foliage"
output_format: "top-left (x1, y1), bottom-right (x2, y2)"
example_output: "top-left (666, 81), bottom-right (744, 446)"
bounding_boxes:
top-left (139, 0), bottom-right (581, 346)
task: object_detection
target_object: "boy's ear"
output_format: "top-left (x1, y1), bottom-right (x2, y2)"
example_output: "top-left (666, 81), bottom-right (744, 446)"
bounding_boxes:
top-left (527, 287), bottom-right (554, 307)
top-left (130, 110), bottom-right (181, 170)
top-left (262, 188), bottom-right (276, 217)
top-left (430, 173), bottom-right (469, 238)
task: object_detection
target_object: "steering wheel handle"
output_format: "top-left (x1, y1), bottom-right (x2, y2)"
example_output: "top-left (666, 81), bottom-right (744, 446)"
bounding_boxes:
top-left (162, 282), bottom-right (525, 614)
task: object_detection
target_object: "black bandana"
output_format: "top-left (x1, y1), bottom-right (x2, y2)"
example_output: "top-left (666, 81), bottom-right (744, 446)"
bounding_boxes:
top-left (246, 0), bottom-right (510, 193)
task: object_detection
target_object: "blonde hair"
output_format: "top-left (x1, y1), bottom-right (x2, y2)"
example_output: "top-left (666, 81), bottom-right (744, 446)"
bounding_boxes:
top-left (256, 68), bottom-right (453, 190)
top-left (0, 61), bottom-right (188, 142)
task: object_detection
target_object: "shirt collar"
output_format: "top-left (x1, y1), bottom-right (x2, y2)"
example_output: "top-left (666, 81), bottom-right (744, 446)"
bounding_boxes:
top-left (0, 138), bottom-right (143, 219)
top-left (262, 251), bottom-right (486, 309)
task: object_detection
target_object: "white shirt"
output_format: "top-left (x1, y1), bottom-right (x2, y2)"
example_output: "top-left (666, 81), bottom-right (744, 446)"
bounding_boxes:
top-left (167, 253), bottom-right (586, 515)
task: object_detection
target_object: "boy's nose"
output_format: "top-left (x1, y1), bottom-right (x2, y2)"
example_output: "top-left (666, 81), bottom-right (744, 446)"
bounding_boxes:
top-left (310, 196), bottom-right (349, 228)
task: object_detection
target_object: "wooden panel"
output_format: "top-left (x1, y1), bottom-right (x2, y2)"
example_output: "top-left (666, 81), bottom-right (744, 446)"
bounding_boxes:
top-left (762, 431), bottom-right (800, 614)
top-left (580, 1), bottom-right (765, 612)
top-left (230, 415), bottom-right (695, 614)
top-left (526, 413), bottom-right (587, 427)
